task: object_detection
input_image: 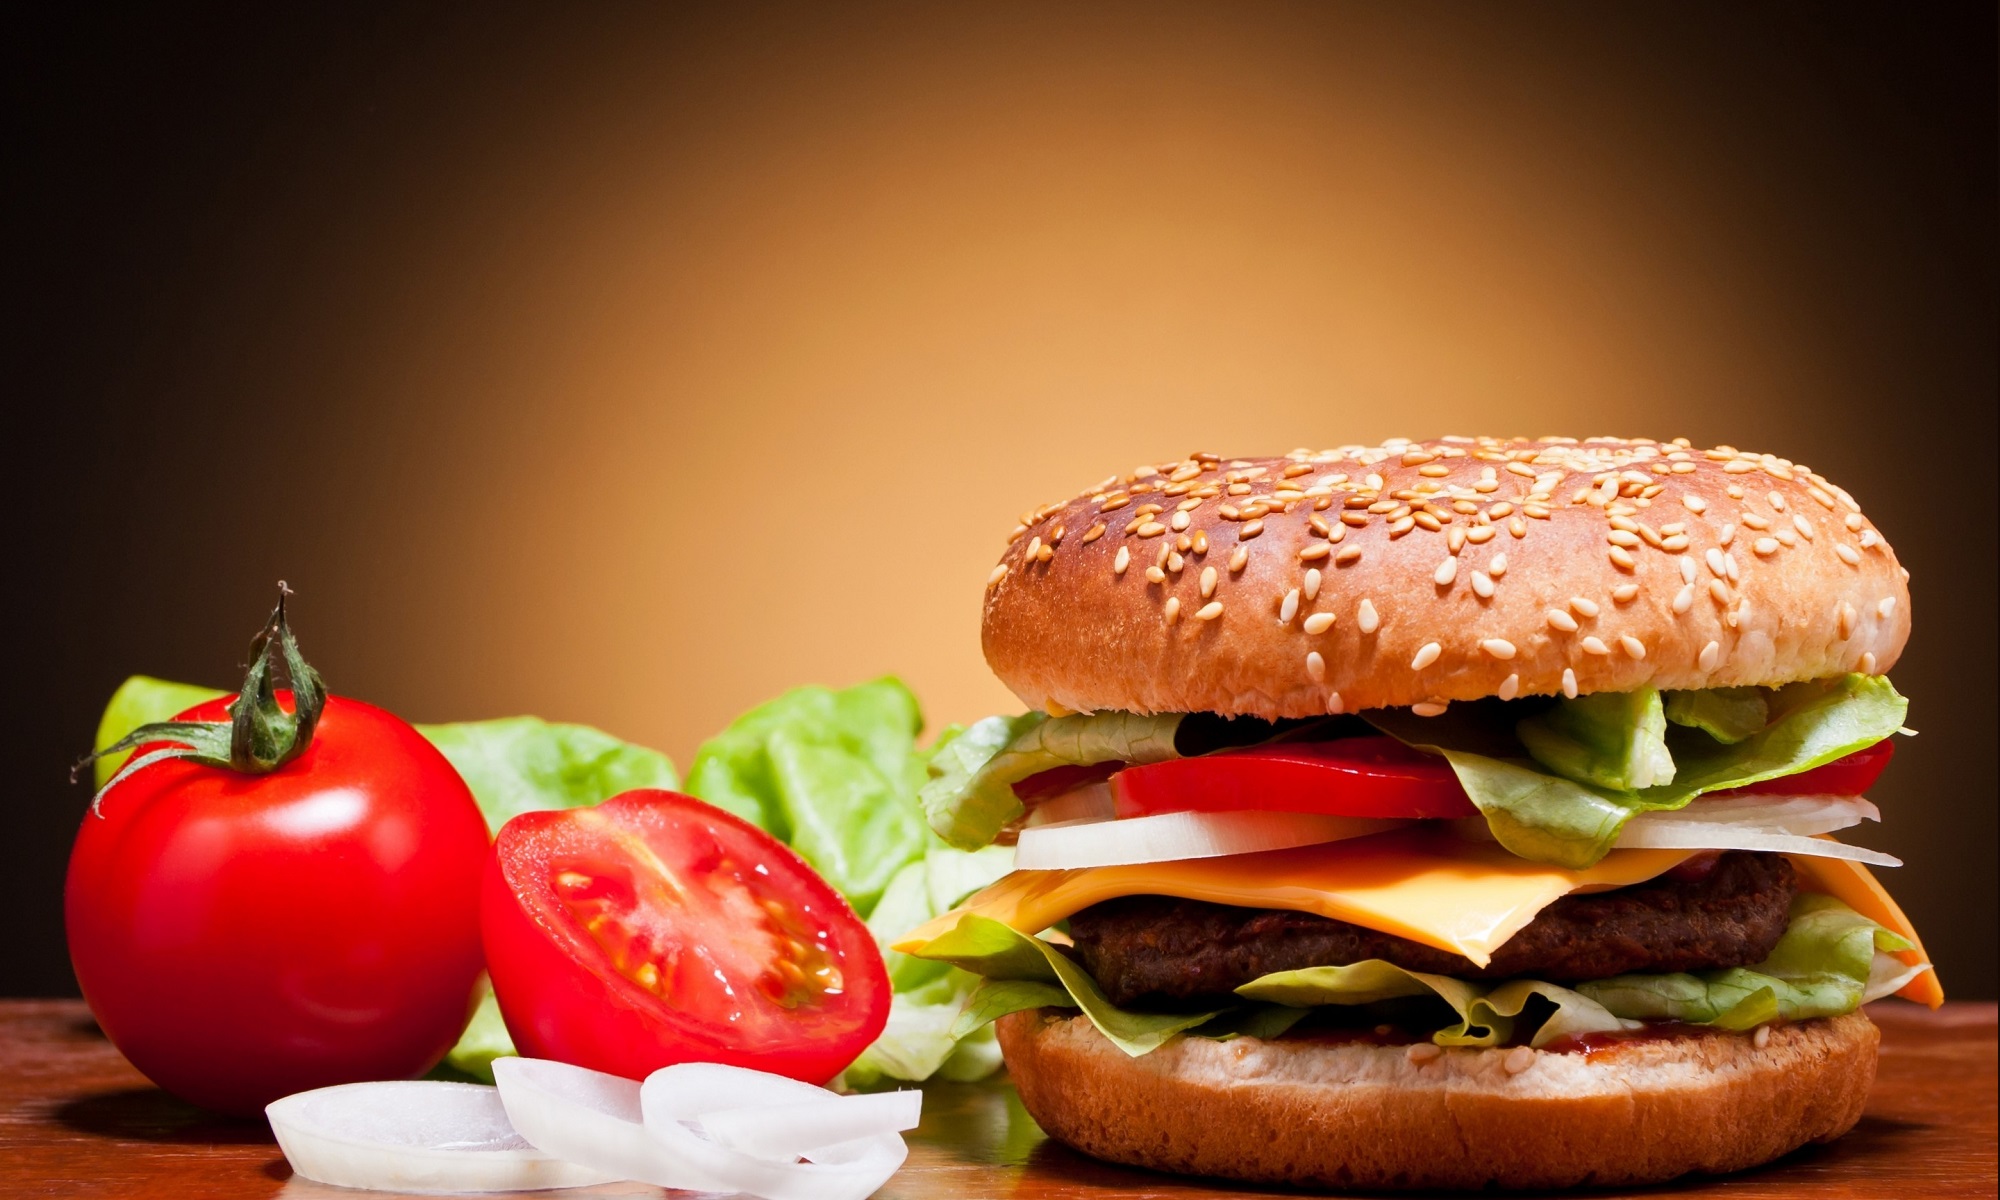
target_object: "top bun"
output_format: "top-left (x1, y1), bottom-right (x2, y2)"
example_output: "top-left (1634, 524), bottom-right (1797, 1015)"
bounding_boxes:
top-left (982, 437), bottom-right (1909, 718)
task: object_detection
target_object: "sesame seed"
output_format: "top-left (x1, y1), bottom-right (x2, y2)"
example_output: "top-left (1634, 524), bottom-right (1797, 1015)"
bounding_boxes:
top-left (1200, 566), bottom-right (1218, 599)
top-left (1498, 673), bottom-right (1520, 700)
top-left (1503, 1046), bottom-right (1536, 1075)
top-left (1859, 529), bottom-right (1880, 549)
top-left (1170, 510), bottom-right (1191, 532)
top-left (1741, 513), bottom-right (1771, 531)
top-left (1304, 568), bottom-right (1322, 601)
top-left (988, 565), bottom-right (1008, 586)
top-left (1680, 557), bottom-right (1698, 584)
top-left (1835, 543), bottom-right (1862, 566)
top-left (1025, 536), bottom-right (1041, 559)
top-left (1340, 511), bottom-right (1370, 528)
top-left (1358, 599), bottom-right (1380, 634)
top-left (1571, 596), bottom-right (1600, 617)
top-left (1163, 597), bottom-right (1180, 624)
top-left (1471, 570), bottom-right (1495, 599)
top-left (1861, 651), bottom-right (1877, 673)
top-left (1581, 636), bottom-right (1611, 656)
top-left (1407, 1042), bottom-right (1443, 1064)
top-left (1608, 529), bottom-right (1642, 548)
top-left (1488, 553), bottom-right (1508, 577)
top-left (1299, 542), bottom-right (1331, 562)
top-left (1145, 566), bottom-right (1167, 584)
top-left (1683, 493), bottom-right (1709, 514)
top-left (1753, 537), bottom-right (1781, 556)
top-left (1562, 668), bottom-right (1579, 698)
top-left (1466, 525), bottom-right (1497, 544)
top-left (1411, 642), bottom-right (1442, 670)
top-left (1838, 602), bottom-right (1856, 638)
top-left (1280, 588), bottom-right (1300, 624)
top-left (1509, 517), bottom-right (1527, 537)
top-left (1845, 511), bottom-right (1865, 531)
top-left (1724, 553), bottom-right (1740, 582)
top-left (1412, 701), bottom-right (1449, 717)
top-left (1661, 534), bottom-right (1690, 553)
top-left (1240, 519), bottom-right (1264, 539)
top-left (1114, 547), bottom-right (1131, 575)
top-left (1609, 546), bottom-right (1637, 571)
top-left (1547, 609), bottom-right (1579, 632)
top-left (1672, 584), bottom-right (1695, 614)
top-left (1878, 597), bottom-right (1896, 619)
top-left (1612, 583), bottom-right (1639, 604)
top-left (1195, 600), bottom-right (1224, 621)
top-left (1137, 522), bottom-right (1166, 538)
top-left (1481, 638), bottom-right (1517, 660)
top-left (1306, 651), bottom-right (1327, 682)
top-left (1753, 1024), bottom-right (1771, 1049)
top-left (1228, 546), bottom-right (1248, 573)
top-left (1168, 551), bottom-right (1184, 573)
top-left (1709, 579), bottom-right (1731, 605)
top-left (1388, 516), bottom-right (1416, 538)
top-left (1434, 558), bottom-right (1458, 586)
top-left (1334, 545), bottom-right (1363, 566)
top-left (1706, 548), bottom-right (1728, 579)
top-left (1303, 612), bottom-right (1336, 635)
top-left (1793, 514), bottom-right (1815, 540)
top-left (1620, 635), bottom-right (1647, 659)
top-left (1447, 526), bottom-right (1468, 554)
top-left (1698, 639), bottom-right (1723, 671)
top-left (1719, 523), bottom-right (1737, 547)
top-left (1327, 691), bottom-right (1344, 715)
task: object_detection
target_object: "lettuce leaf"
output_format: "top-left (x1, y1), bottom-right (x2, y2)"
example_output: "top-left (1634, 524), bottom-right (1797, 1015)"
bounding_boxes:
top-left (1236, 961), bottom-right (1632, 1048)
top-left (92, 676), bottom-right (228, 788)
top-left (1375, 674), bottom-right (1907, 867)
top-left (1579, 893), bottom-right (1916, 1029)
top-left (1517, 687), bottom-right (1676, 790)
top-left (921, 711), bottom-right (1185, 850)
top-left (687, 678), bottom-right (929, 912)
top-left (416, 716), bottom-right (679, 833)
top-left (1664, 687), bottom-right (1768, 744)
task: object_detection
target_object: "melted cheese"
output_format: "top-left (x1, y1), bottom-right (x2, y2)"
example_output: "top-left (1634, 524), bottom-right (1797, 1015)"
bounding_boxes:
top-left (1789, 854), bottom-right (1944, 1007)
top-left (894, 829), bottom-right (1691, 967)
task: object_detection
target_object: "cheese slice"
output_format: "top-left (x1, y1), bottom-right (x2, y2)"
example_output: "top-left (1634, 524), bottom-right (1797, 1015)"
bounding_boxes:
top-left (1789, 854), bottom-right (1944, 1008)
top-left (894, 829), bottom-right (1691, 967)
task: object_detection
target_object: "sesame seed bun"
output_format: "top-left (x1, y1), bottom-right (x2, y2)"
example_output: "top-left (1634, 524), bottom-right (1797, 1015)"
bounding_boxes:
top-left (997, 1008), bottom-right (1878, 1190)
top-left (983, 437), bottom-right (1909, 717)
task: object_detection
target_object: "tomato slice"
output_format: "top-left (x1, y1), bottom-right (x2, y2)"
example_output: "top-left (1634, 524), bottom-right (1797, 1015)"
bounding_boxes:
top-left (1111, 736), bottom-right (1895, 820)
top-left (1111, 736), bottom-right (1480, 820)
top-left (482, 790), bottom-right (889, 1084)
top-left (1720, 738), bottom-right (1895, 797)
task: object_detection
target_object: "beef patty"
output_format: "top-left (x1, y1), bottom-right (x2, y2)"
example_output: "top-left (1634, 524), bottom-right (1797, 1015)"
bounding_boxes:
top-left (1065, 851), bottom-right (1797, 1007)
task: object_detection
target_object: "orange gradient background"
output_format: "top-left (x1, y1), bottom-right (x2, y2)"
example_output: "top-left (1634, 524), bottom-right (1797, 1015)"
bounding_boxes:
top-left (12, 4), bottom-right (1994, 997)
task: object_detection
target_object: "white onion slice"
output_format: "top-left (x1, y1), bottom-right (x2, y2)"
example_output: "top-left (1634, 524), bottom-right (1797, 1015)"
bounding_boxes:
top-left (1665, 793), bottom-right (1879, 835)
top-left (640, 1062), bottom-right (909, 1200)
top-left (1014, 809), bottom-right (1400, 870)
top-left (1612, 822), bottom-right (1901, 866)
top-left (1863, 952), bottom-right (1932, 1004)
top-left (266, 1080), bottom-right (617, 1194)
top-left (491, 1058), bottom-right (665, 1187)
top-left (697, 1088), bottom-right (922, 1158)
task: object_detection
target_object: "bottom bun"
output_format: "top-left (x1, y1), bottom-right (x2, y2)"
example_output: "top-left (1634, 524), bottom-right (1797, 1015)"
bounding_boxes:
top-left (997, 1009), bottom-right (1877, 1191)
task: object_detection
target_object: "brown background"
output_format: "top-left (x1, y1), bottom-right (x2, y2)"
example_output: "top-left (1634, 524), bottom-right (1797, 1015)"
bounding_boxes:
top-left (8, 3), bottom-right (1994, 998)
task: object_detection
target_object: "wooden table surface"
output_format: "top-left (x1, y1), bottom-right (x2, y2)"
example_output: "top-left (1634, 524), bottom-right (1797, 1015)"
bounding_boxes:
top-left (3, 1000), bottom-right (1992, 1199)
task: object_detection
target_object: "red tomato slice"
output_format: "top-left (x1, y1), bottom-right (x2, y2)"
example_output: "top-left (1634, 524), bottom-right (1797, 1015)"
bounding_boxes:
top-left (1110, 736), bottom-right (1896, 821)
top-left (482, 790), bottom-right (889, 1085)
top-left (1111, 736), bottom-right (1480, 820)
top-left (1720, 739), bottom-right (1895, 797)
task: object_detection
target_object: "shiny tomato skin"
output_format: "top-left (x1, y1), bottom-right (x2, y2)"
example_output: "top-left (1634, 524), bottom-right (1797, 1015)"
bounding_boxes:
top-left (1726, 739), bottom-right (1894, 797)
top-left (1112, 736), bottom-right (1481, 820)
top-left (64, 695), bottom-right (489, 1117)
top-left (483, 790), bottom-right (890, 1085)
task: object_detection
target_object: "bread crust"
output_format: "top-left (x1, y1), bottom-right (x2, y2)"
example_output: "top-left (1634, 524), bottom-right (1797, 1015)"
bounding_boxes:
top-left (983, 438), bottom-right (1909, 717)
top-left (997, 1008), bottom-right (1879, 1191)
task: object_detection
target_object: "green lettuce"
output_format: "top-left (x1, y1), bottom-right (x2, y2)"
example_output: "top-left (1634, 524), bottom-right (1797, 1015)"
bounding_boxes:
top-left (1664, 686), bottom-right (1768, 744)
top-left (1517, 687), bottom-right (1676, 791)
top-left (1375, 674), bottom-right (1907, 867)
top-left (1236, 962), bottom-right (1630, 1048)
top-left (921, 711), bottom-right (1185, 850)
top-left (416, 716), bottom-right (679, 833)
top-left (92, 676), bottom-right (228, 788)
top-left (686, 678), bottom-right (929, 912)
top-left (1579, 893), bottom-right (1915, 1029)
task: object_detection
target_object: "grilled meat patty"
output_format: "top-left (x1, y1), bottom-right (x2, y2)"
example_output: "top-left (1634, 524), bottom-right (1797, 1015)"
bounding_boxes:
top-left (1065, 851), bottom-right (1798, 1007)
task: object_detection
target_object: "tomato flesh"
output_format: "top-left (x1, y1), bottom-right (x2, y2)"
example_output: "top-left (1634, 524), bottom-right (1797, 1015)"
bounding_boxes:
top-left (1113, 736), bottom-right (1480, 820)
top-left (483, 790), bottom-right (888, 1084)
top-left (1111, 735), bottom-right (1895, 821)
top-left (64, 695), bottom-right (490, 1117)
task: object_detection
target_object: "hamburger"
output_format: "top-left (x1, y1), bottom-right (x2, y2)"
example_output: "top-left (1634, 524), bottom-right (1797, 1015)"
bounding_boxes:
top-left (895, 436), bottom-right (1939, 1191)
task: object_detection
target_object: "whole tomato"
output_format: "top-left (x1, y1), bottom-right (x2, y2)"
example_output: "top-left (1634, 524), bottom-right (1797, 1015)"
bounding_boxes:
top-left (66, 593), bottom-right (490, 1116)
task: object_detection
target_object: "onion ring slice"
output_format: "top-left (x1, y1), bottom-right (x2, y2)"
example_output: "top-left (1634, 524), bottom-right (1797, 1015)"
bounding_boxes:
top-left (266, 1080), bottom-right (617, 1193)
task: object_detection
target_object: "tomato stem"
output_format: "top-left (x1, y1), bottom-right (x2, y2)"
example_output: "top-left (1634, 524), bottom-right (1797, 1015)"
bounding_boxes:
top-left (74, 582), bottom-right (329, 813)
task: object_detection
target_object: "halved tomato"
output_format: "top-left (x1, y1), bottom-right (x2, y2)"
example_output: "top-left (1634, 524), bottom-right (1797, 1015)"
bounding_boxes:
top-left (482, 790), bottom-right (889, 1084)
top-left (1112, 736), bottom-right (1480, 820)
